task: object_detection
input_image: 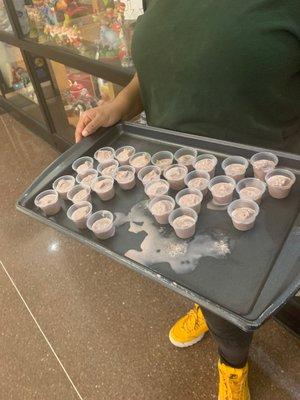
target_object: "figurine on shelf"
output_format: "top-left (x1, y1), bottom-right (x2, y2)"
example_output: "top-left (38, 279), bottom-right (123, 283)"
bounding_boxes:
top-left (12, 66), bottom-right (30, 90)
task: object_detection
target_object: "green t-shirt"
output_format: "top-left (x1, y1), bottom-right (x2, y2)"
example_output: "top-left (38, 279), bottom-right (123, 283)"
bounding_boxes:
top-left (132, 0), bottom-right (300, 151)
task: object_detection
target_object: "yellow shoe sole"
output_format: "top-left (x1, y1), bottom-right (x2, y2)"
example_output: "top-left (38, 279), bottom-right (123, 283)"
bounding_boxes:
top-left (168, 332), bottom-right (205, 348)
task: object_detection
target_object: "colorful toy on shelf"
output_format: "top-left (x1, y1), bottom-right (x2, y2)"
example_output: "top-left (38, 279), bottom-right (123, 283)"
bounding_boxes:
top-left (63, 79), bottom-right (98, 116)
top-left (12, 66), bottom-right (30, 90)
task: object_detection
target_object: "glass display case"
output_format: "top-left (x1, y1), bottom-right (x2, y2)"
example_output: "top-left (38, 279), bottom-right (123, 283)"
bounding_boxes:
top-left (0, 41), bottom-right (46, 127)
top-left (23, 0), bottom-right (143, 68)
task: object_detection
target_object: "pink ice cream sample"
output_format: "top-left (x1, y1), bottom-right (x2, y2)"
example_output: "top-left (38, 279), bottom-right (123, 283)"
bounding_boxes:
top-left (72, 156), bottom-right (94, 176)
top-left (91, 176), bottom-right (115, 201)
top-left (34, 189), bottom-right (61, 216)
top-left (129, 152), bottom-right (151, 172)
top-left (94, 147), bottom-right (115, 165)
top-left (174, 147), bottom-right (197, 171)
top-left (208, 176), bottom-right (236, 206)
top-left (227, 199), bottom-right (259, 231)
top-left (76, 169), bottom-right (98, 188)
top-left (148, 195), bottom-right (175, 224)
top-left (151, 150), bottom-right (174, 171)
top-left (115, 146), bottom-right (136, 165)
top-left (184, 170), bottom-right (210, 196)
top-left (265, 168), bottom-right (296, 199)
top-left (250, 152), bottom-right (278, 181)
top-left (97, 159), bottom-right (119, 177)
top-left (67, 201), bottom-right (92, 229)
top-left (193, 154), bottom-right (218, 178)
top-left (175, 188), bottom-right (203, 214)
top-left (52, 175), bottom-right (75, 199)
top-left (115, 165), bottom-right (136, 190)
top-left (87, 210), bottom-right (115, 240)
top-left (145, 179), bottom-right (170, 199)
top-left (221, 156), bottom-right (249, 182)
top-left (138, 165), bottom-right (161, 186)
top-left (67, 184), bottom-right (91, 204)
top-left (163, 164), bottom-right (188, 190)
top-left (236, 178), bottom-right (266, 204)
top-left (169, 207), bottom-right (198, 239)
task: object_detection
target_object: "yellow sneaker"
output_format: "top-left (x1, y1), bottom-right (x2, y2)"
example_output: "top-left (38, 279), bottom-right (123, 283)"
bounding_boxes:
top-left (169, 304), bottom-right (209, 347)
top-left (218, 360), bottom-right (250, 400)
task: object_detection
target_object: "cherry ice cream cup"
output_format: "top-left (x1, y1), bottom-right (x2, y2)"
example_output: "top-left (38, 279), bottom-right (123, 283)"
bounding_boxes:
top-left (250, 152), bottom-right (278, 181)
top-left (52, 175), bottom-right (75, 199)
top-left (34, 189), bottom-right (61, 216)
top-left (175, 188), bottom-right (203, 214)
top-left (148, 195), bottom-right (175, 225)
top-left (67, 184), bottom-right (91, 204)
top-left (115, 146), bottom-right (136, 165)
top-left (145, 179), bottom-right (170, 199)
top-left (174, 147), bottom-right (197, 171)
top-left (208, 175), bottom-right (236, 206)
top-left (67, 201), bottom-right (92, 229)
top-left (236, 178), bottom-right (266, 204)
top-left (221, 156), bottom-right (249, 182)
top-left (193, 154), bottom-right (218, 178)
top-left (94, 146), bottom-right (115, 166)
top-left (91, 176), bottom-right (115, 201)
top-left (87, 210), bottom-right (115, 240)
top-left (129, 152), bottom-right (151, 172)
top-left (137, 165), bottom-right (161, 186)
top-left (151, 150), bottom-right (174, 171)
top-left (184, 170), bottom-right (210, 196)
top-left (163, 164), bottom-right (188, 190)
top-left (169, 207), bottom-right (198, 239)
top-left (76, 168), bottom-right (98, 188)
top-left (97, 159), bottom-right (119, 177)
top-left (72, 156), bottom-right (94, 176)
top-left (227, 199), bottom-right (259, 231)
top-left (265, 168), bottom-right (296, 199)
top-left (114, 165), bottom-right (136, 190)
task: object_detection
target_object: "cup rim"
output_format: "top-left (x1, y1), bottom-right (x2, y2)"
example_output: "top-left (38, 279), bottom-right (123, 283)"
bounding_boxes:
top-left (67, 201), bottom-right (92, 220)
top-left (175, 188), bottom-right (203, 207)
top-left (249, 151), bottom-right (279, 166)
top-left (227, 199), bottom-right (260, 222)
top-left (67, 184), bottom-right (90, 201)
top-left (193, 153), bottom-right (218, 170)
top-left (71, 156), bottom-right (93, 172)
top-left (265, 168), bottom-right (296, 187)
top-left (94, 147), bottom-right (115, 162)
top-left (148, 195), bottom-right (175, 215)
top-left (129, 151), bottom-right (151, 165)
top-left (87, 210), bottom-right (114, 231)
top-left (144, 178), bottom-right (170, 196)
top-left (91, 176), bottom-right (114, 192)
top-left (236, 177), bottom-right (266, 194)
top-left (174, 147), bottom-right (198, 160)
top-left (52, 175), bottom-right (75, 191)
top-left (151, 150), bottom-right (174, 164)
top-left (208, 175), bottom-right (236, 191)
top-left (34, 189), bottom-right (58, 207)
top-left (168, 207), bottom-right (198, 227)
top-left (163, 164), bottom-right (188, 180)
top-left (221, 156), bottom-right (249, 171)
top-left (137, 165), bottom-right (162, 183)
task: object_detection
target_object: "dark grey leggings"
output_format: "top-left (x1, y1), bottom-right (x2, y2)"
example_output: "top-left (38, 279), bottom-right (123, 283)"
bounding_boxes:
top-left (202, 308), bottom-right (253, 368)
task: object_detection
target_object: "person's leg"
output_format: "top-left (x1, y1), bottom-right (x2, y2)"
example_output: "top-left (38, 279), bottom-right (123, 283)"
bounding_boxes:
top-left (201, 308), bottom-right (253, 368)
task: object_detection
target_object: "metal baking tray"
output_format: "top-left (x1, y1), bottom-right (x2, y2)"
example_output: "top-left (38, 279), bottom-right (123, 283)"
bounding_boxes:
top-left (17, 122), bottom-right (300, 331)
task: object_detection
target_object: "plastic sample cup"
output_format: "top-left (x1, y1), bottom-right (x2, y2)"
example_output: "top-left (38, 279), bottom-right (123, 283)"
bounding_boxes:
top-left (72, 156), bottom-right (94, 176)
top-left (175, 188), bottom-right (203, 214)
top-left (174, 147), bottom-right (197, 171)
top-left (227, 199), bottom-right (259, 231)
top-left (137, 165), bottom-right (161, 186)
top-left (163, 164), bottom-right (188, 190)
top-left (129, 152), bottom-right (151, 172)
top-left (169, 207), bottom-right (198, 239)
top-left (87, 210), bottom-right (115, 240)
top-left (91, 176), bottom-right (115, 201)
top-left (94, 146), bottom-right (115, 165)
top-left (76, 168), bottom-right (98, 188)
top-left (208, 175), bottom-right (236, 205)
top-left (34, 189), bottom-right (61, 216)
top-left (145, 179), bottom-right (170, 199)
top-left (97, 159), bottom-right (119, 177)
top-left (67, 184), bottom-right (91, 204)
top-left (67, 201), bottom-right (92, 229)
top-left (221, 156), bottom-right (249, 182)
top-left (114, 165), bottom-right (136, 190)
top-left (265, 168), bottom-right (296, 199)
top-left (184, 170), bottom-right (210, 195)
top-left (151, 151), bottom-right (174, 171)
top-left (193, 154), bottom-right (218, 178)
top-left (52, 175), bottom-right (75, 199)
top-left (115, 146), bottom-right (136, 165)
top-left (236, 178), bottom-right (266, 204)
top-left (148, 195), bottom-right (175, 224)
top-left (250, 152), bottom-right (278, 181)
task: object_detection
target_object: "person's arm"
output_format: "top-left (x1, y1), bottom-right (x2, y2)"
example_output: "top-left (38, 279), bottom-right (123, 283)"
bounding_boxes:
top-left (75, 74), bottom-right (143, 143)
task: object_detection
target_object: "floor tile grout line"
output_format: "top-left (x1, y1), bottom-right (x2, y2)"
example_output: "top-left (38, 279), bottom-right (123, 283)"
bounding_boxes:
top-left (0, 260), bottom-right (85, 400)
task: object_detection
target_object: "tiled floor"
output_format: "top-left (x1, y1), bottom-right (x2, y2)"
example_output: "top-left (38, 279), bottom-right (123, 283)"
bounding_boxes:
top-left (0, 113), bottom-right (299, 400)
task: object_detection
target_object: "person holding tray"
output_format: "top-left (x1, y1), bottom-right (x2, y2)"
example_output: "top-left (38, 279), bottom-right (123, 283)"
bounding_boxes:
top-left (75, 1), bottom-right (300, 399)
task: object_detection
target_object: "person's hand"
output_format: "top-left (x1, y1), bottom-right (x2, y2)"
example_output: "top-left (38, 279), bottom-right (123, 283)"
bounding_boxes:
top-left (75, 101), bottom-right (122, 143)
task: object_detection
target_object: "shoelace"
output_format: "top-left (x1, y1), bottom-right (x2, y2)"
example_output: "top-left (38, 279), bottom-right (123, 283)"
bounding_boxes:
top-left (221, 371), bottom-right (247, 400)
top-left (182, 306), bottom-right (201, 333)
